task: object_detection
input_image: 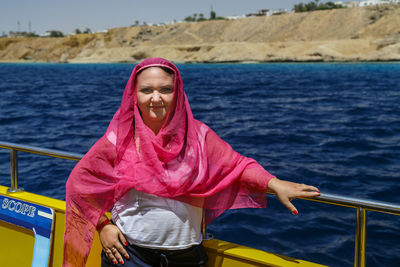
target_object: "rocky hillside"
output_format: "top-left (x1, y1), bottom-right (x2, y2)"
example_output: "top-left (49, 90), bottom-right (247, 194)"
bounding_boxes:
top-left (1, 4), bottom-right (400, 63)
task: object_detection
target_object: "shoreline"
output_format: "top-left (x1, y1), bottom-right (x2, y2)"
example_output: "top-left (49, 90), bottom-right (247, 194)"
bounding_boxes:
top-left (1, 58), bottom-right (400, 64)
top-left (1, 4), bottom-right (400, 64)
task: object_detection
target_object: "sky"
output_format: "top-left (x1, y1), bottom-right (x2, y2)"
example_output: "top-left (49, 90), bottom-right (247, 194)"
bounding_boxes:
top-left (0, 0), bottom-right (308, 35)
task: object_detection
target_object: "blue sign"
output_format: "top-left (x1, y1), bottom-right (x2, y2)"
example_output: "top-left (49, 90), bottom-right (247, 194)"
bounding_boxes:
top-left (0, 195), bottom-right (54, 267)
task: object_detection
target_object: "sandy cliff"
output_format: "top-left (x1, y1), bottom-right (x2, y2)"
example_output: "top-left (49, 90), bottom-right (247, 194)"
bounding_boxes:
top-left (1, 5), bottom-right (400, 63)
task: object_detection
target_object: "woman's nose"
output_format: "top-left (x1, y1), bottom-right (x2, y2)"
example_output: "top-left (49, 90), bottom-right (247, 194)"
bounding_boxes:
top-left (152, 92), bottom-right (162, 102)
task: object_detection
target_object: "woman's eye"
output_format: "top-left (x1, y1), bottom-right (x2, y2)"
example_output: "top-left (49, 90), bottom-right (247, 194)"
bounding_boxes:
top-left (161, 88), bottom-right (173, 93)
top-left (140, 88), bottom-right (152, 93)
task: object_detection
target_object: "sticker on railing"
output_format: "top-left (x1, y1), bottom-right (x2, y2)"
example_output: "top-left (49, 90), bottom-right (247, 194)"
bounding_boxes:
top-left (0, 195), bottom-right (54, 267)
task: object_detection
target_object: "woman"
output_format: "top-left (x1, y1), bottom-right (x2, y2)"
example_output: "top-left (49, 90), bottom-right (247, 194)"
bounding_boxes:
top-left (63, 58), bottom-right (320, 267)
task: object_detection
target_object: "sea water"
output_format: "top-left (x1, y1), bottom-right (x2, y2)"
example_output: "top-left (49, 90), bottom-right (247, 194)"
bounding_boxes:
top-left (0, 62), bottom-right (399, 266)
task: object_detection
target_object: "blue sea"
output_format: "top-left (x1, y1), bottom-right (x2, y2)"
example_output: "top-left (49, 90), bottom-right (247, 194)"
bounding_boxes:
top-left (1, 62), bottom-right (399, 266)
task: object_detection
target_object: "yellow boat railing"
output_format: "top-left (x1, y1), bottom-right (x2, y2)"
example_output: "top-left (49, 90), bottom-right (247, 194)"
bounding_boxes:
top-left (1, 141), bottom-right (400, 267)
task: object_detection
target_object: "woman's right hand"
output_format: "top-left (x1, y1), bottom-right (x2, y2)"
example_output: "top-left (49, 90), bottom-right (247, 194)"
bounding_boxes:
top-left (267, 178), bottom-right (320, 215)
top-left (99, 223), bottom-right (130, 265)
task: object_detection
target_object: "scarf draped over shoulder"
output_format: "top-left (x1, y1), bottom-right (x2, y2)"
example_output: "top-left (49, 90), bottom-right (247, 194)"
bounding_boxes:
top-left (63, 57), bottom-right (275, 266)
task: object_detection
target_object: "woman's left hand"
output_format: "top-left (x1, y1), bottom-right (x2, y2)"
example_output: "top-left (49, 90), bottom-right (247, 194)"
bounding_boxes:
top-left (267, 178), bottom-right (320, 215)
top-left (99, 223), bottom-right (129, 265)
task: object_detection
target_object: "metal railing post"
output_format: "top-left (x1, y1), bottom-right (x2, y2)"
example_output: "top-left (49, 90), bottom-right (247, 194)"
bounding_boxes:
top-left (7, 149), bottom-right (24, 193)
top-left (354, 207), bottom-right (367, 267)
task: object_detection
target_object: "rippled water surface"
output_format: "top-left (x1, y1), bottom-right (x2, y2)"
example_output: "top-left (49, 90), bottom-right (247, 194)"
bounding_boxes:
top-left (1, 62), bottom-right (399, 266)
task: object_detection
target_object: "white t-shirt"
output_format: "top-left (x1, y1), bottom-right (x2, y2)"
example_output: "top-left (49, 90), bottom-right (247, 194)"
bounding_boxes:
top-left (111, 189), bottom-right (203, 250)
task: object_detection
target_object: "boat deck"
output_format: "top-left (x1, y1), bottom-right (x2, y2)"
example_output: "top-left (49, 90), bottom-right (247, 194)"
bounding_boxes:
top-left (0, 185), bottom-right (325, 267)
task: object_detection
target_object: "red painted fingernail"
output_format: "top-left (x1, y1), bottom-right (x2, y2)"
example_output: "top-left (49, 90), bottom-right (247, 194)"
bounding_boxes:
top-left (124, 242), bottom-right (129, 246)
top-left (113, 260), bottom-right (118, 265)
top-left (125, 255), bottom-right (130, 259)
top-left (120, 260), bottom-right (124, 264)
top-left (292, 210), bottom-right (298, 215)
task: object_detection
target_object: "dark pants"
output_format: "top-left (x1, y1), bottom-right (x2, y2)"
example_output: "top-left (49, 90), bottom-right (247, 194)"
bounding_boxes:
top-left (101, 243), bottom-right (208, 267)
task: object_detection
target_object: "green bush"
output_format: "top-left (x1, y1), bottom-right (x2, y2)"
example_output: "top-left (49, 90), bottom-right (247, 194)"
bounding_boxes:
top-left (294, 0), bottom-right (343, 12)
top-left (183, 10), bottom-right (225, 22)
top-left (49, 31), bottom-right (64, 37)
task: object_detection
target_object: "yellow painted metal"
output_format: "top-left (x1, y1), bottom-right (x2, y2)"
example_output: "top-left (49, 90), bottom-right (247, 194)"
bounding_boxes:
top-left (0, 220), bottom-right (34, 266)
top-left (0, 185), bottom-right (325, 267)
top-left (204, 239), bottom-right (326, 267)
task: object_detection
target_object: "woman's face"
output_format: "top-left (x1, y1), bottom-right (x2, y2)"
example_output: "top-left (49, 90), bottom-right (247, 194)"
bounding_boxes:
top-left (136, 67), bottom-right (175, 129)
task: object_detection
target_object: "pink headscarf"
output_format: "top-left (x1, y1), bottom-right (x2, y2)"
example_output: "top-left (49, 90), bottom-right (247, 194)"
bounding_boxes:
top-left (63, 58), bottom-right (275, 266)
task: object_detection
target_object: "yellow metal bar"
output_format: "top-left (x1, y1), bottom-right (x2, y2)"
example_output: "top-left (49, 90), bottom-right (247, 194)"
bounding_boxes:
top-left (8, 149), bottom-right (24, 193)
top-left (354, 207), bottom-right (367, 267)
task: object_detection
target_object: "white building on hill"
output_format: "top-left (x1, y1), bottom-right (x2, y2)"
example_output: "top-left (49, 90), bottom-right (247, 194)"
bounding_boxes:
top-left (360, 0), bottom-right (400, 6)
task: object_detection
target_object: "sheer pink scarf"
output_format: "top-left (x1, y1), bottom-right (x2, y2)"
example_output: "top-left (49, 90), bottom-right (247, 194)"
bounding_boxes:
top-left (63, 58), bottom-right (275, 266)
